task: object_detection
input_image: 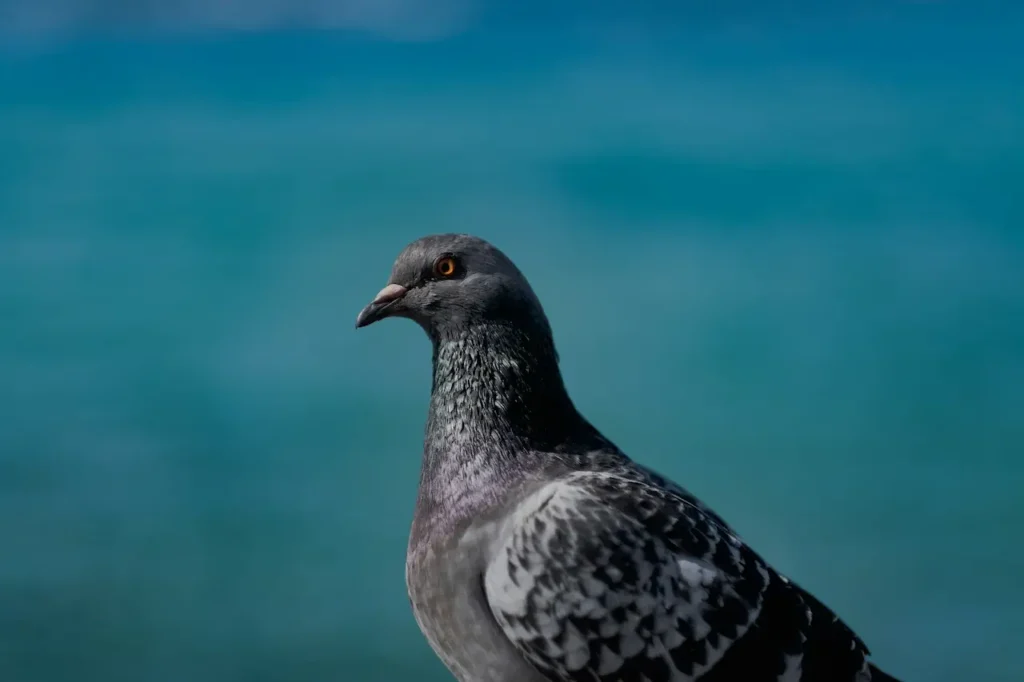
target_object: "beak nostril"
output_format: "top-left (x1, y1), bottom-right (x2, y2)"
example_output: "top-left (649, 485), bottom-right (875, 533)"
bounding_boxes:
top-left (372, 283), bottom-right (408, 305)
top-left (356, 283), bottom-right (409, 329)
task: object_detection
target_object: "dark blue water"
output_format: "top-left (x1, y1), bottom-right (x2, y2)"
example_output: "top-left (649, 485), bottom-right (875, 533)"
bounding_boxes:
top-left (1, 9), bottom-right (1022, 682)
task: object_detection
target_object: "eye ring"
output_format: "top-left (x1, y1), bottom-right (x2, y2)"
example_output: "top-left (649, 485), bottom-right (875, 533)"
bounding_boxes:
top-left (433, 255), bottom-right (458, 278)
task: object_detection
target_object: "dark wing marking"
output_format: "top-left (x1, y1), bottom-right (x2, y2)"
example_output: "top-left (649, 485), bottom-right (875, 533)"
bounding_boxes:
top-left (484, 470), bottom-right (879, 682)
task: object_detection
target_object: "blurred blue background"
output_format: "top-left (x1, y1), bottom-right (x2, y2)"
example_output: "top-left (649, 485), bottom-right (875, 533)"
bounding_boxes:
top-left (1, 2), bottom-right (1023, 681)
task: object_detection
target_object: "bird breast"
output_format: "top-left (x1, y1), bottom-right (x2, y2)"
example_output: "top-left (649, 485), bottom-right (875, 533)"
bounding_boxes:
top-left (405, 516), bottom-right (547, 682)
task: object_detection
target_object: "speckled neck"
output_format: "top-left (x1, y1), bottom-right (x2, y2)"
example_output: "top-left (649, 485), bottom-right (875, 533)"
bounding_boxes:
top-left (411, 322), bottom-right (606, 538)
top-left (429, 324), bottom-right (577, 445)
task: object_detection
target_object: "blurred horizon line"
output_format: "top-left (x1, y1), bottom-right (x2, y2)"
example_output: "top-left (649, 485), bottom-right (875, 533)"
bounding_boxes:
top-left (1, 0), bottom-right (1020, 50)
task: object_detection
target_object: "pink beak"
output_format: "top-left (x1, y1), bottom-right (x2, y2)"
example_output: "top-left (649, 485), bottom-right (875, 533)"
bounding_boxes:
top-left (355, 283), bottom-right (409, 328)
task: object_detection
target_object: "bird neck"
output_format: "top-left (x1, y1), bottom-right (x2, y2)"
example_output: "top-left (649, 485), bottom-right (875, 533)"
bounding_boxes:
top-left (427, 322), bottom-right (584, 448)
top-left (415, 322), bottom-right (604, 524)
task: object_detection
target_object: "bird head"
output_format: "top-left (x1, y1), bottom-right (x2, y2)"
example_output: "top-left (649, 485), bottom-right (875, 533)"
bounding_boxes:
top-left (355, 234), bottom-right (551, 341)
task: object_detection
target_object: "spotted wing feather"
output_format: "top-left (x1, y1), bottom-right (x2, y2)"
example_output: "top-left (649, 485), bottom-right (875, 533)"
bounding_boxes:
top-left (484, 470), bottom-right (880, 682)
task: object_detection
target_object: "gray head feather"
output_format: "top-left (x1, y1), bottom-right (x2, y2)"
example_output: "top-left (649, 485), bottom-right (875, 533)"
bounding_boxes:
top-left (355, 233), bottom-right (553, 343)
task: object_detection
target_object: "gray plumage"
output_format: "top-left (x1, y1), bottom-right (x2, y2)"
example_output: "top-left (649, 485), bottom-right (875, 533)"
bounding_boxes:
top-left (355, 234), bottom-right (901, 682)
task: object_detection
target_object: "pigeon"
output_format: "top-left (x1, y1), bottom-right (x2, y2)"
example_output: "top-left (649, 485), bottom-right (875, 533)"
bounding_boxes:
top-left (355, 233), bottom-right (902, 682)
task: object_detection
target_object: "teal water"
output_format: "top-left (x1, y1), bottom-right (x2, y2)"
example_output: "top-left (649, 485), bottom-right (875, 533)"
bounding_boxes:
top-left (2, 14), bottom-right (1023, 682)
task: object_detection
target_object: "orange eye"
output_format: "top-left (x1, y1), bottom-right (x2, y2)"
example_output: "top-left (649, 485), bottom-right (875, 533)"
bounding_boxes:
top-left (434, 256), bottom-right (457, 278)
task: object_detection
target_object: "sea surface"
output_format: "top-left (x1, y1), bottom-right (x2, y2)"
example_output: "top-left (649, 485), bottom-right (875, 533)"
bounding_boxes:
top-left (2, 7), bottom-right (1023, 682)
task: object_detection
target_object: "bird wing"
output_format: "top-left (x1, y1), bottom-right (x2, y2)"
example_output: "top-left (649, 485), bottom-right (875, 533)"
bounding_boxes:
top-left (483, 470), bottom-right (875, 682)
